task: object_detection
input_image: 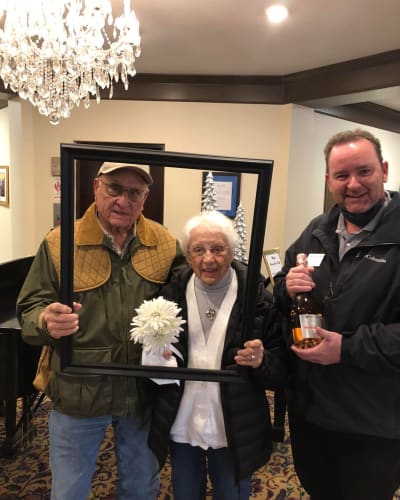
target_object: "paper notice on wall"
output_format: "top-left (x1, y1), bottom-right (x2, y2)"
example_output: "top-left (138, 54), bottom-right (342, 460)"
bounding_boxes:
top-left (264, 251), bottom-right (282, 277)
top-left (53, 177), bottom-right (61, 201)
top-left (214, 181), bottom-right (232, 211)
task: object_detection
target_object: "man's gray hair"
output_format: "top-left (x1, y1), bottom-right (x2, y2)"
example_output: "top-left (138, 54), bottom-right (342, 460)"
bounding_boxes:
top-left (181, 210), bottom-right (239, 255)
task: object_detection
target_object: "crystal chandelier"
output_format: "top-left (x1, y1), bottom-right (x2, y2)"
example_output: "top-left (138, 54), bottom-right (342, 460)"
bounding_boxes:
top-left (0, 0), bottom-right (141, 125)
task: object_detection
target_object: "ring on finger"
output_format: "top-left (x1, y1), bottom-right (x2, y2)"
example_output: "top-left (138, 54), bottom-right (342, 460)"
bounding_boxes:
top-left (251, 354), bottom-right (255, 360)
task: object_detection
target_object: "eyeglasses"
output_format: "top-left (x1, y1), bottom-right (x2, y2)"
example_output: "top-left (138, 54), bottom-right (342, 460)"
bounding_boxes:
top-left (189, 245), bottom-right (228, 257)
top-left (98, 179), bottom-right (147, 202)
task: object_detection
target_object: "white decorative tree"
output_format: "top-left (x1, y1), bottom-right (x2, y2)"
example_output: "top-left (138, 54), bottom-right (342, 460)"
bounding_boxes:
top-left (233, 202), bottom-right (248, 263)
top-left (201, 172), bottom-right (217, 212)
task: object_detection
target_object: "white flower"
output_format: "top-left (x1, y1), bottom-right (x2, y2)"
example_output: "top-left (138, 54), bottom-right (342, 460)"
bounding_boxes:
top-left (130, 296), bottom-right (186, 353)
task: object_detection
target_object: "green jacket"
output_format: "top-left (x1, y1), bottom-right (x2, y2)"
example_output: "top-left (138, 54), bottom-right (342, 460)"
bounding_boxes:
top-left (17, 203), bottom-right (184, 418)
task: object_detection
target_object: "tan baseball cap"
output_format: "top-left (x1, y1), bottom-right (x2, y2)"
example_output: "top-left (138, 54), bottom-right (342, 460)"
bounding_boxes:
top-left (97, 162), bottom-right (153, 186)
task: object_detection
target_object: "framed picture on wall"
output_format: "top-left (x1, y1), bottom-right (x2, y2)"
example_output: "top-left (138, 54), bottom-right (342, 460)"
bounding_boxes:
top-left (59, 144), bottom-right (273, 382)
top-left (0, 165), bottom-right (9, 207)
top-left (202, 171), bottom-right (241, 218)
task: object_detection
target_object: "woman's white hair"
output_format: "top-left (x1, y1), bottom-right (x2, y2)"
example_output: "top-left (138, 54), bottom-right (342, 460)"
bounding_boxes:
top-left (181, 210), bottom-right (239, 255)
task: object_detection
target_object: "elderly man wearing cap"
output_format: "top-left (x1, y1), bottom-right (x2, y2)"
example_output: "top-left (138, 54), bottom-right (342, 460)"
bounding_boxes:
top-left (17, 162), bottom-right (185, 500)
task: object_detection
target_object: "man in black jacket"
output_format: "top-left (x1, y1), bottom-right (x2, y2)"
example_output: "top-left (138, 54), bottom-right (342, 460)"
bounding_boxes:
top-left (274, 129), bottom-right (400, 500)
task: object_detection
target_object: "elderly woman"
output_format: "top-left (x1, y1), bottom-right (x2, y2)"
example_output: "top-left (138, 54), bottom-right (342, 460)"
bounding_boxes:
top-left (148, 211), bottom-right (285, 500)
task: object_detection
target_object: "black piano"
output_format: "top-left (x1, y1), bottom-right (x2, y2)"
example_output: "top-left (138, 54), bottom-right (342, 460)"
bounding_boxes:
top-left (0, 256), bottom-right (42, 457)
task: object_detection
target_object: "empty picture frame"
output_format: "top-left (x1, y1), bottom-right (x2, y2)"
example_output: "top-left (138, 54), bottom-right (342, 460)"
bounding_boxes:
top-left (59, 143), bottom-right (273, 382)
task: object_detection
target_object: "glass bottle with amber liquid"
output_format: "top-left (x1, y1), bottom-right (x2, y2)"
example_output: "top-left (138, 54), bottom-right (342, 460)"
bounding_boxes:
top-left (290, 253), bottom-right (323, 349)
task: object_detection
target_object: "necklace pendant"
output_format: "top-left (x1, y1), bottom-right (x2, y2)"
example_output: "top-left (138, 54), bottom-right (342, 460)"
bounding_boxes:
top-left (205, 308), bottom-right (216, 320)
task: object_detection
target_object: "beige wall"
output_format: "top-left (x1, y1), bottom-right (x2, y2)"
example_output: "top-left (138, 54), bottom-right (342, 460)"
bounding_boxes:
top-left (8, 99), bottom-right (292, 263)
top-left (0, 106), bottom-right (11, 261)
top-left (9, 100), bottom-right (36, 259)
top-left (3, 99), bottom-right (399, 266)
top-left (0, 100), bottom-right (36, 262)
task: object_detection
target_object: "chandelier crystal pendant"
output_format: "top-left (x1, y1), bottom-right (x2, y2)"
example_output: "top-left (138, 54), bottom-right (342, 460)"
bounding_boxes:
top-left (0, 0), bottom-right (141, 125)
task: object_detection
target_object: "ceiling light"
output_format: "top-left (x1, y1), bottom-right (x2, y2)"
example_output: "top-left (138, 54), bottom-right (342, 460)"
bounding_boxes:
top-left (0, 0), bottom-right (141, 125)
top-left (266, 4), bottom-right (289, 24)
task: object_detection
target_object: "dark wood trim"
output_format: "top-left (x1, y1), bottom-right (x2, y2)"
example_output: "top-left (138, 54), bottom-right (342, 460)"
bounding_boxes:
top-left (2, 50), bottom-right (399, 105)
top-left (100, 74), bottom-right (285, 104)
top-left (101, 50), bottom-right (400, 132)
top-left (98, 50), bottom-right (400, 107)
top-left (315, 103), bottom-right (400, 134)
top-left (1, 50), bottom-right (399, 131)
top-left (75, 140), bottom-right (164, 150)
top-left (285, 49), bottom-right (400, 102)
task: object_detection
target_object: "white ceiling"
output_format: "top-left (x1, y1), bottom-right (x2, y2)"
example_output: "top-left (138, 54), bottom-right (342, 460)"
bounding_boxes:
top-left (126, 0), bottom-right (400, 111)
top-left (131, 0), bottom-right (399, 75)
top-left (1, 1), bottom-right (399, 113)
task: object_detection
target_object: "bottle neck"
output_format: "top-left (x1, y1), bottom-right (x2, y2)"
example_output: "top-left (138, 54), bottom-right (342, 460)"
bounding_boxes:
top-left (294, 291), bottom-right (311, 301)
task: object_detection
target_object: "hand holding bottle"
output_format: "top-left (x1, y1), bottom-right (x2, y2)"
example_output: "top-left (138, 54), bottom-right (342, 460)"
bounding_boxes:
top-left (291, 326), bottom-right (342, 365)
top-left (285, 253), bottom-right (316, 300)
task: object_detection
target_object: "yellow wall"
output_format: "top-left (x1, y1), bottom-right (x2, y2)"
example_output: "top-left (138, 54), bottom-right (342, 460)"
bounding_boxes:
top-left (4, 98), bottom-right (399, 265)
top-left (8, 99), bottom-right (292, 262)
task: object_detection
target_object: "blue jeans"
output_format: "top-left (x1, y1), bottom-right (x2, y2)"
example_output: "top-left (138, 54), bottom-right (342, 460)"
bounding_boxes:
top-left (169, 441), bottom-right (252, 500)
top-left (49, 410), bottom-right (160, 500)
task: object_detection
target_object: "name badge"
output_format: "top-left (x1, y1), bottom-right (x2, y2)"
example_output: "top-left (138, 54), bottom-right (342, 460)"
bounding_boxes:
top-left (307, 253), bottom-right (325, 267)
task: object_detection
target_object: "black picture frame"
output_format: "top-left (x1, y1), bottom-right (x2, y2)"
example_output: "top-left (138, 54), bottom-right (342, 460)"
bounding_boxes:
top-left (59, 143), bottom-right (273, 382)
top-left (201, 171), bottom-right (241, 218)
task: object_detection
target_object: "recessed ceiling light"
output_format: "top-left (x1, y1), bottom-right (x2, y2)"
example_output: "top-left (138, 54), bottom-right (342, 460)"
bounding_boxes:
top-left (266, 4), bottom-right (289, 24)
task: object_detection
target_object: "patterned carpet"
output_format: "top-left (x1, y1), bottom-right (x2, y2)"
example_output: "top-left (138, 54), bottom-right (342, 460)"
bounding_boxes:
top-left (0, 394), bottom-right (399, 499)
top-left (0, 395), bottom-right (400, 500)
top-left (0, 393), bottom-right (308, 500)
